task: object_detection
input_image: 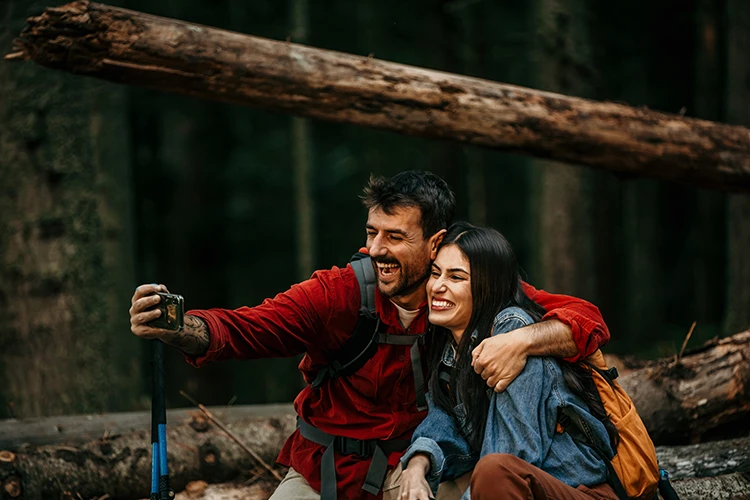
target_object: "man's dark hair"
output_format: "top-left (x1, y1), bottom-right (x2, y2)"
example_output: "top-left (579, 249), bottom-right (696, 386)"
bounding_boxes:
top-left (361, 170), bottom-right (456, 238)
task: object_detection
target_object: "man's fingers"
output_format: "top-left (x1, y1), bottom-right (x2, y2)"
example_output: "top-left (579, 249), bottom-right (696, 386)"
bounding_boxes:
top-left (132, 283), bottom-right (163, 303)
top-left (131, 309), bottom-right (161, 328)
top-left (130, 294), bottom-right (161, 315)
top-left (494, 379), bottom-right (509, 393)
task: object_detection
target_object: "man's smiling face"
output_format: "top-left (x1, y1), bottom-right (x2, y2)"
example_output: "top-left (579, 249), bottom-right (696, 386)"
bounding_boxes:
top-left (365, 206), bottom-right (439, 309)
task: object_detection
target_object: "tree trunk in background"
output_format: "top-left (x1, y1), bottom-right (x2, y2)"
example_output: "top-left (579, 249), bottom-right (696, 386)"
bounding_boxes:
top-left (684, 0), bottom-right (726, 333)
top-left (622, 180), bottom-right (663, 346)
top-left (291, 0), bottom-right (316, 281)
top-left (0, 1), bottom-right (139, 417)
top-left (724, 0), bottom-right (750, 335)
top-left (530, 0), bottom-right (596, 299)
top-left (453, 4), bottom-right (487, 226)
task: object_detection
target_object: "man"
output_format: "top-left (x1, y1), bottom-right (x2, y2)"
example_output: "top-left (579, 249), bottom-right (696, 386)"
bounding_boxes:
top-left (130, 170), bottom-right (610, 500)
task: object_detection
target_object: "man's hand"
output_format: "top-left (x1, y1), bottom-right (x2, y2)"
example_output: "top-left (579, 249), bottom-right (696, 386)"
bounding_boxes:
top-left (471, 330), bottom-right (530, 393)
top-left (130, 284), bottom-right (173, 341)
top-left (129, 284), bottom-right (210, 356)
top-left (398, 455), bottom-right (434, 500)
top-left (472, 320), bottom-right (579, 392)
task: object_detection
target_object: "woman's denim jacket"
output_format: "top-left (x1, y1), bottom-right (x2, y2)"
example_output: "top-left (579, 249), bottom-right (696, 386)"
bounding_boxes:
top-left (400, 307), bottom-right (612, 499)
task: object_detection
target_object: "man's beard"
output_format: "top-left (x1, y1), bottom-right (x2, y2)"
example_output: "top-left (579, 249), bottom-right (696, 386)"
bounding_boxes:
top-left (373, 257), bottom-right (431, 299)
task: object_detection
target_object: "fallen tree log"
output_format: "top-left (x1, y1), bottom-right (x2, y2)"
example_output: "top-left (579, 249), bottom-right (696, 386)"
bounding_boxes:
top-left (655, 436), bottom-right (750, 480)
top-left (619, 330), bottom-right (750, 444)
top-left (150, 473), bottom-right (750, 500)
top-left (7, 1), bottom-right (750, 193)
top-left (0, 408), bottom-right (295, 500)
top-left (3, 430), bottom-right (749, 500)
top-left (0, 403), bottom-right (294, 450)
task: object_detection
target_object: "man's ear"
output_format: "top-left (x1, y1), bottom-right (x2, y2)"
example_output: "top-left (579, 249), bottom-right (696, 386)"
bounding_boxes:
top-left (429, 229), bottom-right (447, 260)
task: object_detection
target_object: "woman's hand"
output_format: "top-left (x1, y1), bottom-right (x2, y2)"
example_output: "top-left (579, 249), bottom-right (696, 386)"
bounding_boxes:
top-left (399, 455), bottom-right (434, 500)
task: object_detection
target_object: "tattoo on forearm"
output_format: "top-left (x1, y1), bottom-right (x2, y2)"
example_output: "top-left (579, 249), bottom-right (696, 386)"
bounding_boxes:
top-left (169, 315), bottom-right (210, 356)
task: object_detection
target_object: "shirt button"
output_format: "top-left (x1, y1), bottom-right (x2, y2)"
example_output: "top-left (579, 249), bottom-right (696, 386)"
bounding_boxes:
top-left (399, 355), bottom-right (405, 362)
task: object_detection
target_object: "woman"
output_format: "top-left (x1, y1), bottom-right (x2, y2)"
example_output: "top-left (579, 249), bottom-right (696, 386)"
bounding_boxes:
top-left (398, 222), bottom-right (618, 500)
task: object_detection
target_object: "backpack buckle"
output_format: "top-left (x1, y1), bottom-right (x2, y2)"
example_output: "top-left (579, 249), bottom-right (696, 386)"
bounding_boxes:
top-left (334, 437), bottom-right (376, 458)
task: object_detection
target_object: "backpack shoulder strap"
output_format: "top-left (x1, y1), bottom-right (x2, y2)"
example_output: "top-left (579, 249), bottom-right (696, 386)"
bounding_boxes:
top-left (558, 406), bottom-right (630, 500)
top-left (310, 253), bottom-right (380, 388)
top-left (350, 252), bottom-right (377, 319)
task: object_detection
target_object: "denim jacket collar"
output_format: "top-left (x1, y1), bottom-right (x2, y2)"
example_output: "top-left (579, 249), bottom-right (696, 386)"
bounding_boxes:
top-left (440, 330), bottom-right (479, 368)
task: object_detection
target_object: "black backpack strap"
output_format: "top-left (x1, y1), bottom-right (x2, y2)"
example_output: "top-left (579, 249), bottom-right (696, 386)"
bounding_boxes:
top-left (558, 406), bottom-right (630, 500)
top-left (311, 253), bottom-right (428, 410)
top-left (297, 417), bottom-right (410, 500)
top-left (351, 252), bottom-right (377, 319)
top-left (310, 316), bottom-right (380, 388)
top-left (310, 253), bottom-right (380, 389)
top-left (379, 332), bottom-right (428, 411)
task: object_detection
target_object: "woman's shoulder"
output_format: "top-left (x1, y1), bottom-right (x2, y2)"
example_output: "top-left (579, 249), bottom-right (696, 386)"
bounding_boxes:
top-left (492, 306), bottom-right (535, 335)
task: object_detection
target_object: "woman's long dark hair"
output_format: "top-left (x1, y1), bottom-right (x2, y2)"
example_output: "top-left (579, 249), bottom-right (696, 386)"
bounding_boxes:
top-left (428, 221), bottom-right (619, 453)
top-left (427, 221), bottom-right (546, 451)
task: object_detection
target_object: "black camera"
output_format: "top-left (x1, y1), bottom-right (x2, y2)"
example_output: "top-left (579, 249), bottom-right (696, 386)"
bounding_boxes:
top-left (147, 292), bottom-right (185, 331)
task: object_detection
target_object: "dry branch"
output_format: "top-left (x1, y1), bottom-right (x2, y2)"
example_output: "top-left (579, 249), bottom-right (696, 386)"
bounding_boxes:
top-left (8, 1), bottom-right (750, 192)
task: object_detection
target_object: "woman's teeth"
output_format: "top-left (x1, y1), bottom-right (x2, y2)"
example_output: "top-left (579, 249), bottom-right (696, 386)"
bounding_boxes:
top-left (432, 300), bottom-right (454, 309)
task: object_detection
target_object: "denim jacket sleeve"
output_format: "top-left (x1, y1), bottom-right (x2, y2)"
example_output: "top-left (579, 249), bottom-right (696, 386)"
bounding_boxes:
top-left (401, 392), bottom-right (477, 495)
top-left (480, 307), bottom-right (558, 467)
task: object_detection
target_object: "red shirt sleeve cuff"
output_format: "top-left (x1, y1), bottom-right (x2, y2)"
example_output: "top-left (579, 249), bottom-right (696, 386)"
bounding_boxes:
top-left (542, 308), bottom-right (605, 363)
top-left (182, 309), bottom-right (225, 368)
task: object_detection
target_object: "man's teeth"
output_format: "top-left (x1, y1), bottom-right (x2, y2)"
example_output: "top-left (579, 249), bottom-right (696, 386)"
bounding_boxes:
top-left (432, 300), bottom-right (454, 308)
top-left (377, 263), bottom-right (399, 275)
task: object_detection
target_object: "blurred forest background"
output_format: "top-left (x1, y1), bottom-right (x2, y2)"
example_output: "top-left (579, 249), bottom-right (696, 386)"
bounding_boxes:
top-left (1, 0), bottom-right (748, 419)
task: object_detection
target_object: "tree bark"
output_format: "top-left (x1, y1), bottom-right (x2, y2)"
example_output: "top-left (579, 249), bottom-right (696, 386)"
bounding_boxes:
top-left (154, 472), bottom-right (750, 500)
top-left (2, 420), bottom-right (748, 499)
top-left (530, 0), bottom-right (597, 301)
top-left (619, 330), bottom-right (750, 444)
top-left (7, 1), bottom-right (750, 193)
top-left (0, 0), bottom-right (140, 419)
top-left (0, 407), bottom-right (295, 499)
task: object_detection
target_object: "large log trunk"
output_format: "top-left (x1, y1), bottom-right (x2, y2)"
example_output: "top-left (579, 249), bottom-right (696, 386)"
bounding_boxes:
top-left (7, 1), bottom-right (750, 193)
top-left (147, 473), bottom-right (750, 500)
top-left (0, 406), bottom-right (295, 499)
top-left (3, 431), bottom-right (749, 499)
top-left (618, 330), bottom-right (750, 444)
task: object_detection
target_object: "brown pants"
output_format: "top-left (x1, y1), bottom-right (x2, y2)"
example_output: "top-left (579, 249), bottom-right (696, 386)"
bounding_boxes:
top-left (471, 454), bottom-right (618, 500)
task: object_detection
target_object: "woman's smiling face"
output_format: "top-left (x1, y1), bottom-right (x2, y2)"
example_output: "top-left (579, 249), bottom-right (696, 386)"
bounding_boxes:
top-left (427, 244), bottom-right (473, 341)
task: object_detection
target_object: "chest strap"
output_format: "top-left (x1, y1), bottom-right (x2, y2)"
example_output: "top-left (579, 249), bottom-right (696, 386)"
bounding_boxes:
top-left (297, 417), bottom-right (410, 500)
top-left (378, 333), bottom-right (427, 411)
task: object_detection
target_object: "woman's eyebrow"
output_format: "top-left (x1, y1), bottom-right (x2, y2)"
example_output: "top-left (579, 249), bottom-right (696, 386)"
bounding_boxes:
top-left (447, 267), bottom-right (469, 274)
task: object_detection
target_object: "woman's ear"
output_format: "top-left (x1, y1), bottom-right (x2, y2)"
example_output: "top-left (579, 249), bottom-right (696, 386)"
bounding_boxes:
top-left (429, 229), bottom-right (447, 260)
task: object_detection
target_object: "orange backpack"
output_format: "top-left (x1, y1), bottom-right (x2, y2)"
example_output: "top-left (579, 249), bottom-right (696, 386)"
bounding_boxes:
top-left (559, 350), bottom-right (660, 500)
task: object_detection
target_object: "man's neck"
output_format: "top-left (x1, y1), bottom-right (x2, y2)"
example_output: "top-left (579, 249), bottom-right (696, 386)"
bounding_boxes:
top-left (390, 289), bottom-right (427, 311)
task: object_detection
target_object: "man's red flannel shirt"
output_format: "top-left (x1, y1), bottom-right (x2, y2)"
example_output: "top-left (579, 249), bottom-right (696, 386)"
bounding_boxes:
top-left (186, 263), bottom-right (609, 500)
